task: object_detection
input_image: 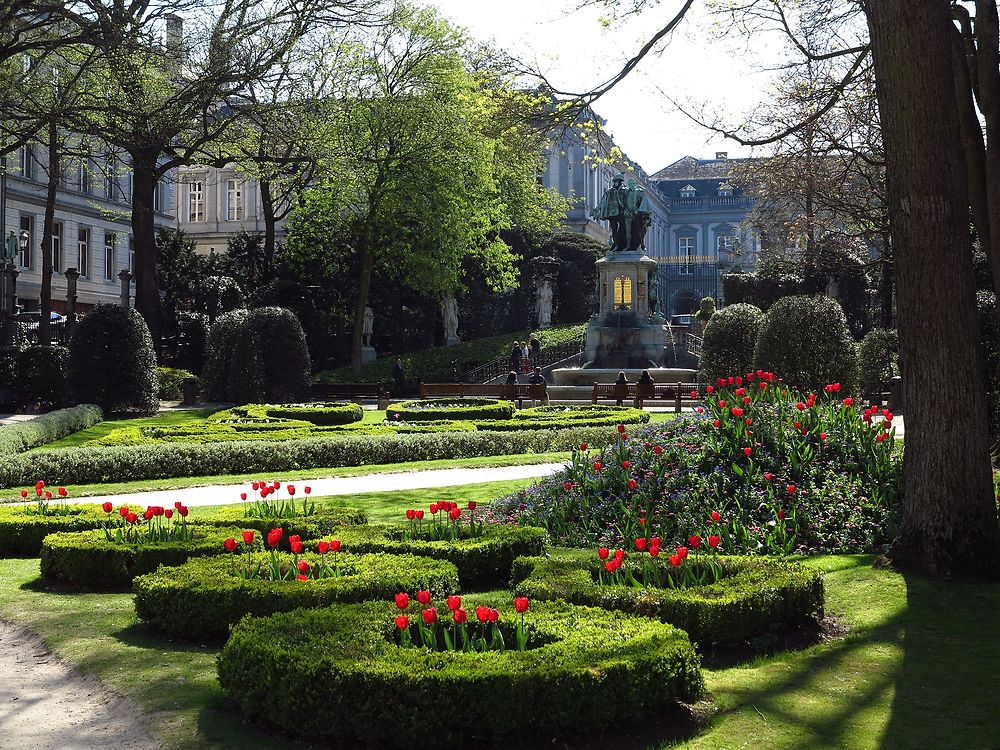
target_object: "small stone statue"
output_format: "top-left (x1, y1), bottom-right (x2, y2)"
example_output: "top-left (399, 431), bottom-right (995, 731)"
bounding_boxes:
top-left (537, 281), bottom-right (553, 328)
top-left (362, 305), bottom-right (374, 347)
top-left (442, 296), bottom-right (460, 344)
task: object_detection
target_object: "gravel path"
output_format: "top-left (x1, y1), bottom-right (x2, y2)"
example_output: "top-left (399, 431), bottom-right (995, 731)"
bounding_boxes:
top-left (0, 620), bottom-right (160, 750)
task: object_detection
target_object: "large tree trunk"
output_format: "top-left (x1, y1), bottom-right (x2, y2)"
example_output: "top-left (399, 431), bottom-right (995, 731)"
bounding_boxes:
top-left (865, 0), bottom-right (1000, 578)
top-left (974, 0), bottom-right (1000, 287)
top-left (130, 153), bottom-right (163, 348)
top-left (38, 121), bottom-right (58, 347)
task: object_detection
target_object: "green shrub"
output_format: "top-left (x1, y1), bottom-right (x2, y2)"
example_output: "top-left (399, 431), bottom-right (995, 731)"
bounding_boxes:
top-left (227, 307), bottom-right (311, 404)
top-left (217, 598), bottom-right (704, 749)
top-left (304, 523), bottom-right (547, 588)
top-left (156, 367), bottom-right (199, 400)
top-left (134, 552), bottom-right (459, 640)
top-left (699, 303), bottom-right (764, 382)
top-left (0, 346), bottom-right (18, 396)
top-left (0, 504), bottom-right (107, 557)
top-left (857, 328), bottom-right (898, 396)
top-left (174, 311), bottom-right (210, 375)
top-left (192, 504), bottom-right (367, 540)
top-left (68, 304), bottom-right (158, 415)
top-left (388, 398), bottom-right (515, 422)
top-left (510, 550), bottom-right (824, 647)
top-left (214, 402), bottom-right (363, 426)
top-left (475, 404), bottom-right (649, 431)
top-left (0, 404), bottom-right (102, 457)
top-left (17, 345), bottom-right (70, 409)
top-left (202, 309), bottom-right (249, 401)
top-left (39, 526), bottom-right (243, 591)
top-left (2, 426), bottom-right (626, 487)
top-left (753, 295), bottom-right (858, 392)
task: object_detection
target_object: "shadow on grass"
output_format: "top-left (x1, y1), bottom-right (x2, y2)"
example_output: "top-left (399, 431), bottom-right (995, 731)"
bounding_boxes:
top-left (112, 622), bottom-right (218, 654)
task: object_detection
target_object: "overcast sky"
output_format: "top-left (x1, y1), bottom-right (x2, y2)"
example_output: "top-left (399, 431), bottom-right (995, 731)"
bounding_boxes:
top-left (422, 0), bottom-right (783, 173)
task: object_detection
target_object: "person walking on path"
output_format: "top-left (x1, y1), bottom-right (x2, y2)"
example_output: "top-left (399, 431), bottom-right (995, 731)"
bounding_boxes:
top-left (509, 342), bottom-right (522, 373)
top-left (392, 358), bottom-right (406, 397)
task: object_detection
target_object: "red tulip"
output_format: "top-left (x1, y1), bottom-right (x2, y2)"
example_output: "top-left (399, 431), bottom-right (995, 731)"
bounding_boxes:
top-left (634, 538), bottom-right (647, 551)
top-left (564, 481), bottom-right (573, 491)
top-left (297, 574), bottom-right (309, 581)
top-left (297, 560), bottom-right (309, 573)
top-left (743, 447), bottom-right (752, 456)
top-left (669, 554), bottom-right (682, 567)
top-left (706, 385), bottom-right (715, 394)
top-left (579, 442), bottom-right (588, 451)
top-left (796, 402), bottom-right (805, 411)
top-left (417, 590), bottom-right (431, 605)
top-left (177, 505), bottom-right (188, 518)
top-left (622, 460), bottom-right (630, 469)
top-left (449, 508), bottom-right (461, 521)
top-left (44, 491), bottom-right (52, 499)
top-left (764, 472), bottom-right (773, 481)
top-left (406, 509), bottom-right (415, 520)
top-left (290, 540), bottom-right (303, 554)
top-left (514, 596), bottom-right (529, 613)
top-left (777, 510), bottom-right (787, 520)
top-left (101, 501), bottom-right (113, 513)
top-left (654, 445), bottom-right (663, 455)
top-left (429, 503), bottom-right (439, 514)
top-left (719, 399), bottom-right (726, 408)
top-left (759, 381), bottom-right (767, 390)
top-left (689, 535), bottom-right (702, 549)
top-left (713, 419), bottom-right (721, 428)
top-left (732, 407), bottom-right (743, 417)
top-left (316, 541), bottom-right (329, 554)
top-left (240, 493), bottom-right (247, 501)
top-left (287, 485), bottom-right (296, 496)
top-left (787, 484), bottom-right (796, 494)
top-left (615, 549), bottom-right (625, 560)
top-left (242, 530), bottom-right (255, 545)
top-left (605, 560), bottom-right (617, 573)
top-left (126, 512), bottom-right (138, 524)
top-left (468, 501), bottom-right (476, 510)
top-left (164, 509), bottom-right (173, 519)
top-left (598, 547), bottom-right (609, 560)
top-left (19, 489), bottom-right (27, 498)
top-left (710, 511), bottom-right (721, 522)
top-left (690, 390), bottom-right (698, 399)
top-left (628, 479), bottom-right (637, 490)
top-left (224, 538), bottom-right (237, 552)
top-left (453, 608), bottom-right (468, 624)
top-left (57, 487), bottom-right (67, 497)
top-left (415, 510), bottom-right (424, 520)
top-left (396, 615), bottom-right (409, 630)
top-left (793, 421), bottom-right (801, 430)
top-left (709, 535), bottom-right (720, 548)
top-left (649, 546), bottom-right (660, 558)
top-left (274, 481), bottom-right (281, 489)
top-left (143, 508), bottom-right (154, 520)
top-left (617, 423), bottom-right (625, 433)
top-left (593, 462), bottom-right (602, 472)
top-left (251, 482), bottom-right (259, 491)
top-left (395, 593), bottom-right (410, 610)
top-left (843, 397), bottom-right (853, 407)
top-left (422, 608), bottom-right (437, 625)
top-left (488, 608), bottom-right (499, 622)
top-left (476, 606), bottom-right (491, 622)
top-left (330, 540), bottom-right (341, 552)
top-left (676, 546), bottom-right (689, 560)
top-left (819, 432), bottom-right (827, 441)
top-left (447, 595), bottom-right (462, 611)
top-left (304, 486), bottom-right (311, 495)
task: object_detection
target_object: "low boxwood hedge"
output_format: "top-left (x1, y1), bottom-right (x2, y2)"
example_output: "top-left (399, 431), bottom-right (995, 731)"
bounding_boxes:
top-left (133, 552), bottom-right (460, 640)
top-left (39, 526), bottom-right (243, 591)
top-left (217, 597), bottom-right (704, 749)
top-left (211, 402), bottom-right (364, 426)
top-left (475, 404), bottom-right (650, 431)
top-left (0, 404), bottom-right (103, 456)
top-left (510, 550), bottom-right (824, 647)
top-left (192, 504), bottom-right (367, 541)
top-left (0, 504), bottom-right (108, 557)
top-left (387, 398), bottom-right (515, 422)
top-left (305, 524), bottom-right (548, 588)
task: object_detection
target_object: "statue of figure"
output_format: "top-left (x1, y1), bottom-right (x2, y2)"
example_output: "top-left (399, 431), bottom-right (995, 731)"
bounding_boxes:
top-left (590, 173), bottom-right (629, 251)
top-left (625, 178), bottom-right (653, 251)
top-left (442, 296), bottom-right (459, 342)
top-left (537, 281), bottom-right (553, 328)
top-left (362, 305), bottom-right (374, 347)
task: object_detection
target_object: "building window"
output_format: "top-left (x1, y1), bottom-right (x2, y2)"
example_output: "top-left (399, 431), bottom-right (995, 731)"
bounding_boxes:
top-left (186, 180), bottom-right (204, 222)
top-left (51, 222), bottom-right (62, 272)
top-left (612, 275), bottom-right (633, 310)
top-left (104, 232), bottom-right (115, 280)
top-left (79, 160), bottom-right (91, 194)
top-left (718, 186), bottom-right (733, 197)
top-left (716, 234), bottom-right (734, 255)
top-left (226, 179), bottom-right (243, 221)
top-left (19, 145), bottom-right (33, 179)
top-left (19, 215), bottom-right (32, 268)
top-left (153, 180), bottom-right (161, 213)
top-left (680, 184), bottom-right (696, 198)
top-left (679, 236), bottom-right (695, 275)
top-left (78, 226), bottom-right (90, 277)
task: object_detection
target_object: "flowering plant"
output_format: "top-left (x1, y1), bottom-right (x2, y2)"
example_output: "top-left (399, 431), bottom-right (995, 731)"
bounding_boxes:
top-left (20, 481), bottom-right (72, 516)
top-left (102, 501), bottom-right (195, 543)
top-left (241, 481), bottom-right (315, 520)
top-left (402, 501), bottom-right (484, 541)
top-left (598, 522), bottom-right (724, 589)
top-left (392, 592), bottom-right (530, 652)
top-left (222, 528), bottom-right (342, 581)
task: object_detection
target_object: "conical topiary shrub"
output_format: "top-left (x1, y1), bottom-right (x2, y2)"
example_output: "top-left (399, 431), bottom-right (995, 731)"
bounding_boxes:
top-left (227, 307), bottom-right (311, 404)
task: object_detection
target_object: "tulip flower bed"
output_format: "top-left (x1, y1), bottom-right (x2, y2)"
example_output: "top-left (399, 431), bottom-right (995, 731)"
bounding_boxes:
top-left (511, 549), bottom-right (823, 647)
top-left (39, 524), bottom-right (243, 591)
top-left (217, 598), bottom-right (704, 749)
top-left (133, 551), bottom-right (459, 641)
top-left (306, 522), bottom-right (547, 588)
top-left (490, 373), bottom-right (902, 554)
top-left (194, 503), bottom-right (367, 542)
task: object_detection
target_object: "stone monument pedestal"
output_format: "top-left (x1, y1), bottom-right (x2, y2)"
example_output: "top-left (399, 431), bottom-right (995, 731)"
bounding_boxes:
top-left (445, 337), bottom-right (461, 348)
top-left (361, 346), bottom-right (377, 365)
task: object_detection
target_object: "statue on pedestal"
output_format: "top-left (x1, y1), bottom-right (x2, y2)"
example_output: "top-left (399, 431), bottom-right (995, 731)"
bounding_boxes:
top-left (625, 178), bottom-right (652, 251)
top-left (591, 174), bottom-right (653, 252)
top-left (536, 281), bottom-right (553, 329)
top-left (362, 305), bottom-right (374, 347)
top-left (442, 296), bottom-right (460, 345)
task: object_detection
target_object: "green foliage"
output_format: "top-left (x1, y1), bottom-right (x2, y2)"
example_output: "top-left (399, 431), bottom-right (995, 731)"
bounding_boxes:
top-left (694, 296), bottom-right (717, 321)
top-left (193, 504), bottom-right (367, 540)
top-left (0, 346), bottom-right (18, 397)
top-left (202, 309), bottom-right (249, 402)
top-left (753, 295), bottom-right (859, 392)
top-left (174, 311), bottom-right (210, 375)
top-left (388, 398), bottom-right (515, 422)
top-left (39, 526), bottom-right (243, 591)
top-left (540, 232), bottom-right (604, 324)
top-left (511, 551), bottom-right (824, 647)
top-left (475, 404), bottom-right (649, 431)
top-left (217, 598), bottom-right (704, 749)
top-left (723, 272), bottom-right (802, 311)
top-left (309, 523), bottom-right (547, 587)
top-left (214, 402), bottom-right (363, 426)
top-left (133, 552), bottom-right (459, 641)
top-left (0, 504), bottom-right (107, 557)
top-left (68, 304), bottom-right (159, 415)
top-left (3, 425), bottom-right (627, 487)
top-left (227, 307), bottom-right (311, 404)
top-left (16, 345), bottom-right (70, 409)
top-left (700, 303), bottom-right (765, 382)
top-left (156, 367), bottom-right (199, 400)
top-left (857, 328), bottom-right (899, 396)
top-left (0, 404), bottom-right (102, 457)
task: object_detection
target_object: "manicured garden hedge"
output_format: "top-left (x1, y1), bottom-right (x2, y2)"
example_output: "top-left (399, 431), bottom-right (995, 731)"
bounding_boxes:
top-left (510, 550), bottom-right (824, 647)
top-left (388, 398), bottom-right (515, 422)
top-left (2, 427), bottom-right (619, 487)
top-left (474, 404), bottom-right (649, 431)
top-left (40, 526), bottom-right (243, 591)
top-left (305, 524), bottom-right (548, 588)
top-left (133, 552), bottom-right (460, 640)
top-left (212, 402), bottom-right (364, 426)
top-left (0, 404), bottom-right (102, 457)
top-left (0, 504), bottom-right (107, 557)
top-left (217, 598), bottom-right (704, 749)
top-left (192, 504), bottom-right (367, 541)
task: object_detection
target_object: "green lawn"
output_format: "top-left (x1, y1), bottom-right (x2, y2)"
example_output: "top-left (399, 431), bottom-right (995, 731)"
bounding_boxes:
top-left (38, 407), bottom-right (223, 450)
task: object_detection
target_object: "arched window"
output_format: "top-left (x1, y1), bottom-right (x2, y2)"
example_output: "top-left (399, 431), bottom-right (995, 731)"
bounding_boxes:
top-left (613, 275), bottom-right (633, 309)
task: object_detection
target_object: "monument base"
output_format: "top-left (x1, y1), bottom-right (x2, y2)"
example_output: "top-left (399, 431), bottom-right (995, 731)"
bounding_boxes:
top-left (446, 337), bottom-right (462, 348)
top-left (361, 346), bottom-right (377, 365)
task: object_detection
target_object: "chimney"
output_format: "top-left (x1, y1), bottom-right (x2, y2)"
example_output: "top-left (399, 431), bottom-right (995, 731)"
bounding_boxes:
top-left (715, 151), bottom-right (728, 160)
top-left (165, 14), bottom-right (183, 61)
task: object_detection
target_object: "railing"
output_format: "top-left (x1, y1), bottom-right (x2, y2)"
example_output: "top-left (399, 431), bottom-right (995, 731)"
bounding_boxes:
top-left (686, 333), bottom-right (704, 359)
top-left (466, 336), bottom-right (586, 383)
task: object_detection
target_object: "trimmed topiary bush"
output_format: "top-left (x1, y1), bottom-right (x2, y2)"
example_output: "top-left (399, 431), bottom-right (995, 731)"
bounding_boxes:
top-left (0, 404), bottom-right (102, 457)
top-left (0, 504), bottom-right (107, 557)
top-left (227, 307), bottom-right (311, 404)
top-left (510, 550), bottom-right (824, 647)
top-left (305, 523), bottom-right (548, 588)
top-left (202, 309), bottom-right (249, 402)
top-left (388, 398), bottom-right (515, 422)
top-left (474, 404), bottom-right (649, 431)
top-left (16, 345), bottom-right (70, 409)
top-left (192, 504), bottom-right (368, 540)
top-left (857, 328), bottom-right (898, 397)
top-left (68, 304), bottom-right (158, 415)
top-left (39, 526), bottom-right (243, 591)
top-left (133, 552), bottom-right (460, 640)
top-left (217, 598), bottom-right (704, 749)
top-left (699, 303), bottom-right (764, 383)
top-left (753, 295), bottom-right (858, 392)
top-left (213, 402), bottom-right (363, 426)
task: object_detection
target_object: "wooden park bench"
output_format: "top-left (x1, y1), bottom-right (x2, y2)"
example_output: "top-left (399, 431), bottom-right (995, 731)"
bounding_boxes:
top-left (591, 382), bottom-right (706, 411)
top-left (419, 382), bottom-right (548, 408)
top-left (308, 382), bottom-right (390, 409)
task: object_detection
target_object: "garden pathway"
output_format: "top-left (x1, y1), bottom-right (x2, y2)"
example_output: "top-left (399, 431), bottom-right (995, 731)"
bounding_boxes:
top-left (55, 462), bottom-right (568, 508)
top-left (0, 620), bottom-right (160, 750)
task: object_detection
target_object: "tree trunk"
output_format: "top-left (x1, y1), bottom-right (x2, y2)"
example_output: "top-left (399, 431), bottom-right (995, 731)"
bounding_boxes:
top-left (131, 154), bottom-right (163, 348)
top-left (974, 0), bottom-right (1000, 288)
top-left (260, 179), bottom-right (277, 280)
top-left (38, 120), bottom-right (58, 347)
top-left (865, 0), bottom-right (1000, 578)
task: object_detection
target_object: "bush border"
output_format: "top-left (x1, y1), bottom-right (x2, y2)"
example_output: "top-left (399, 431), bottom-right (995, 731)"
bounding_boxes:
top-left (0, 504), bottom-right (108, 557)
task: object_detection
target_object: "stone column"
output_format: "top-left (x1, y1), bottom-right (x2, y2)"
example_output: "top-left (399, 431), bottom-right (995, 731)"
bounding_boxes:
top-left (64, 267), bottom-right (80, 338)
top-left (118, 269), bottom-right (132, 307)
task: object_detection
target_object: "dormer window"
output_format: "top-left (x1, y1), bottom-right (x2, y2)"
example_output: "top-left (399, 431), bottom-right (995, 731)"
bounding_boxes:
top-left (718, 182), bottom-right (733, 197)
top-left (680, 184), bottom-right (696, 198)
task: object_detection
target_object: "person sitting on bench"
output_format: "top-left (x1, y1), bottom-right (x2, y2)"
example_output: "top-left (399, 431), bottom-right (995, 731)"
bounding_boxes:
top-left (615, 370), bottom-right (628, 406)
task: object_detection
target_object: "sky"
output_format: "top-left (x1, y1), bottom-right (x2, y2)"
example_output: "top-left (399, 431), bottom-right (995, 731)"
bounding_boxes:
top-left (422, 0), bottom-right (785, 174)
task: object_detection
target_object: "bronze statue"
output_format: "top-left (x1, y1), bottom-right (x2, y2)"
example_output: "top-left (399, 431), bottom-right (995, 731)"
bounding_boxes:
top-left (591, 174), bottom-right (652, 252)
